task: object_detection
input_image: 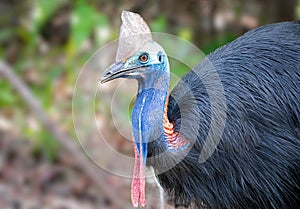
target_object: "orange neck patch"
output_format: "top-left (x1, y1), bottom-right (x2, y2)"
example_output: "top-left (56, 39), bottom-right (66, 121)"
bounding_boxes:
top-left (163, 97), bottom-right (188, 149)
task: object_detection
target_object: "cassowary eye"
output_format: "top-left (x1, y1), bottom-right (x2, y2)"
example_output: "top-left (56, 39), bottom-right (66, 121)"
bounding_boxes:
top-left (138, 53), bottom-right (149, 63)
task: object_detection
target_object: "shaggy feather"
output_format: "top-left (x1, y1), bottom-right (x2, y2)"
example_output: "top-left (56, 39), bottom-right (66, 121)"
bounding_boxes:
top-left (148, 21), bottom-right (300, 209)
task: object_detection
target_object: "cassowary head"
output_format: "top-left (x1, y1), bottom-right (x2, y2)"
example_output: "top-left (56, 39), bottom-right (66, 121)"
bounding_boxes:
top-left (101, 11), bottom-right (172, 207)
top-left (101, 11), bottom-right (169, 85)
top-left (101, 42), bottom-right (169, 84)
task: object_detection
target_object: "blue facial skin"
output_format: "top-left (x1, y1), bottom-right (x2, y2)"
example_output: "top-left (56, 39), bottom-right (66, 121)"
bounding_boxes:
top-left (132, 88), bottom-right (168, 159)
top-left (131, 51), bottom-right (170, 163)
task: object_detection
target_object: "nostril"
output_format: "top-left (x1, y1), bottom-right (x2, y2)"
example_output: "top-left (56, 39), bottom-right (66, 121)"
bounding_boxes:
top-left (105, 71), bottom-right (112, 76)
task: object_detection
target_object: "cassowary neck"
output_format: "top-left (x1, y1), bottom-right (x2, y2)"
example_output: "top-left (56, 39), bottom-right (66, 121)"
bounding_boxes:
top-left (130, 69), bottom-right (170, 207)
top-left (137, 71), bottom-right (170, 93)
top-left (132, 66), bottom-right (187, 155)
top-left (132, 70), bottom-right (170, 154)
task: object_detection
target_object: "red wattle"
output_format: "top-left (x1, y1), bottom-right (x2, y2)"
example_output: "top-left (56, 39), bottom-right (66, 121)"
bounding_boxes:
top-left (131, 145), bottom-right (146, 207)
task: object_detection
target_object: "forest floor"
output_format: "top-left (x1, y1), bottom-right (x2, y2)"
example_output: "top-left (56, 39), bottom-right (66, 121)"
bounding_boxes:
top-left (0, 130), bottom-right (126, 209)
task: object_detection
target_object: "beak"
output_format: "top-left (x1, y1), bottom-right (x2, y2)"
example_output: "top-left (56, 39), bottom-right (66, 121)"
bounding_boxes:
top-left (100, 62), bottom-right (147, 83)
top-left (100, 62), bottom-right (126, 83)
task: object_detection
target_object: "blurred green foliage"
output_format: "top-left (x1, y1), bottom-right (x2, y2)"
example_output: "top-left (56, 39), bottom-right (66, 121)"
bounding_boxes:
top-left (297, 0), bottom-right (300, 19)
top-left (67, 0), bottom-right (109, 57)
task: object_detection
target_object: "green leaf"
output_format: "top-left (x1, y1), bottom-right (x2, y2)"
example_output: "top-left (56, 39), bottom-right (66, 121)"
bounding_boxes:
top-left (94, 13), bottom-right (110, 46)
top-left (0, 81), bottom-right (17, 106)
top-left (30, 0), bottom-right (66, 47)
top-left (67, 1), bottom-right (98, 56)
top-left (150, 16), bottom-right (167, 32)
top-left (178, 28), bottom-right (192, 41)
top-left (40, 132), bottom-right (60, 162)
top-left (33, 0), bottom-right (65, 29)
top-left (296, 0), bottom-right (300, 19)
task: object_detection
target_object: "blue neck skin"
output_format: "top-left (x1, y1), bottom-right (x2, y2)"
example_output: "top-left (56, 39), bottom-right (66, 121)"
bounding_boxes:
top-left (131, 66), bottom-right (170, 162)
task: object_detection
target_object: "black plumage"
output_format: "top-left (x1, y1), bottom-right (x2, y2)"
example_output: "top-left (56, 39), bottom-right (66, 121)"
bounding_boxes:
top-left (148, 22), bottom-right (300, 209)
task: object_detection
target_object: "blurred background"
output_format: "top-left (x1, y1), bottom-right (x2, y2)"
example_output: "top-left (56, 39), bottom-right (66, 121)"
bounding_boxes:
top-left (0, 0), bottom-right (299, 208)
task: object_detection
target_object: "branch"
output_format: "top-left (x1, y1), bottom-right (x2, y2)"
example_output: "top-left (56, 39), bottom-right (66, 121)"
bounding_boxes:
top-left (0, 61), bottom-right (131, 209)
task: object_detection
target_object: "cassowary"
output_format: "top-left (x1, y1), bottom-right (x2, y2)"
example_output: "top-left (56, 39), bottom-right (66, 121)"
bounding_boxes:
top-left (101, 11), bottom-right (300, 209)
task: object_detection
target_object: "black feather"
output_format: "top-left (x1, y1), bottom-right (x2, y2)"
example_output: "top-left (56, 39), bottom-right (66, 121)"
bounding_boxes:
top-left (148, 21), bottom-right (300, 209)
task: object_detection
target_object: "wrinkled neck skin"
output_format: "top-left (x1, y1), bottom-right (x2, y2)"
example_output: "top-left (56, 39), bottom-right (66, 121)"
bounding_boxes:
top-left (132, 68), bottom-right (170, 159)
